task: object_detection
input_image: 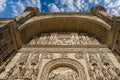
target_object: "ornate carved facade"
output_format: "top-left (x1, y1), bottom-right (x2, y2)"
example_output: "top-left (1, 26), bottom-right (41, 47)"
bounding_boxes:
top-left (0, 6), bottom-right (120, 80)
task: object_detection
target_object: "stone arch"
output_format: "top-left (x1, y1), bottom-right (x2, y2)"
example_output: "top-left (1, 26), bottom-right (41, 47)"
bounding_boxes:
top-left (19, 16), bottom-right (111, 44)
top-left (40, 58), bottom-right (87, 80)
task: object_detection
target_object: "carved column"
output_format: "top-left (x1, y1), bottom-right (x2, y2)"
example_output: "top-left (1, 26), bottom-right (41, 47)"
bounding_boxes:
top-left (108, 17), bottom-right (120, 54)
top-left (16, 7), bottom-right (39, 44)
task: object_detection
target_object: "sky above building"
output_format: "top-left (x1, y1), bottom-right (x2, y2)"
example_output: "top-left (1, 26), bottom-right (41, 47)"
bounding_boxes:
top-left (0, 0), bottom-right (120, 18)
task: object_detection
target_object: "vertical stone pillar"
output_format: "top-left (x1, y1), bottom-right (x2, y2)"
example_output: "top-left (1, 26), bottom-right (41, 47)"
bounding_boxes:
top-left (112, 17), bottom-right (120, 53)
top-left (107, 17), bottom-right (116, 49)
top-left (91, 6), bottom-right (120, 54)
top-left (107, 16), bottom-right (120, 54)
top-left (14, 7), bottom-right (39, 45)
top-left (7, 20), bottom-right (18, 50)
top-left (0, 20), bottom-right (18, 63)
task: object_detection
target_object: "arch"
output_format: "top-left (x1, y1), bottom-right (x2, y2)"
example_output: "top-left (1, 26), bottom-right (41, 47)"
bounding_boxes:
top-left (40, 58), bottom-right (87, 80)
top-left (19, 15), bottom-right (111, 44)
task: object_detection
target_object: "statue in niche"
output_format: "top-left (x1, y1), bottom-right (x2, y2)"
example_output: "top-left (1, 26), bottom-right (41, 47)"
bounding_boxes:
top-left (44, 53), bottom-right (53, 59)
top-left (100, 54), bottom-right (110, 66)
top-left (48, 67), bottom-right (79, 80)
top-left (30, 53), bottom-right (39, 65)
top-left (89, 54), bottom-right (98, 66)
top-left (93, 66), bottom-right (104, 80)
top-left (74, 52), bottom-right (83, 59)
top-left (90, 59), bottom-right (98, 66)
top-left (18, 52), bottom-right (29, 65)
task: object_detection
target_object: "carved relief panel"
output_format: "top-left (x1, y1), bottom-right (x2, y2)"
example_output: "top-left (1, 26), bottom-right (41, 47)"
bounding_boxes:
top-left (55, 33), bottom-right (73, 45)
top-left (48, 67), bottom-right (78, 80)
top-left (28, 32), bottom-right (101, 45)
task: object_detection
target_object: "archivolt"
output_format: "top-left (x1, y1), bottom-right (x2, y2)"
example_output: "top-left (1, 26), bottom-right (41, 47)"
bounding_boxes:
top-left (19, 16), bottom-right (111, 44)
top-left (40, 58), bottom-right (87, 80)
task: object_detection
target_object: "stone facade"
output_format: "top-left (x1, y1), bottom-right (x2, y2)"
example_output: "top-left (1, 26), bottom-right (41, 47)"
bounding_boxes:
top-left (0, 6), bottom-right (120, 80)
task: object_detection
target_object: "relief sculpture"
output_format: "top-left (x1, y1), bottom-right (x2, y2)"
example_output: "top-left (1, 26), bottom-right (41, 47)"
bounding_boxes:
top-left (48, 67), bottom-right (79, 80)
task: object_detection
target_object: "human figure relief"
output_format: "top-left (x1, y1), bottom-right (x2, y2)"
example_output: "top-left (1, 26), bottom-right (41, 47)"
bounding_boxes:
top-left (30, 53), bottom-right (39, 65)
top-left (48, 67), bottom-right (79, 80)
top-left (56, 33), bottom-right (73, 45)
top-left (89, 54), bottom-right (98, 66)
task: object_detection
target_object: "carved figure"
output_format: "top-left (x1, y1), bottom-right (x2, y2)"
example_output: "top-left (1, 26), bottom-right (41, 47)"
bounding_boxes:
top-left (48, 67), bottom-right (78, 80)
top-left (18, 52), bottom-right (29, 65)
top-left (30, 53), bottom-right (39, 65)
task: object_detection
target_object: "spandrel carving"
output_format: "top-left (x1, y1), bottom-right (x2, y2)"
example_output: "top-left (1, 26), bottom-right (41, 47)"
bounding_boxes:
top-left (44, 53), bottom-right (53, 59)
top-left (74, 52), bottom-right (83, 59)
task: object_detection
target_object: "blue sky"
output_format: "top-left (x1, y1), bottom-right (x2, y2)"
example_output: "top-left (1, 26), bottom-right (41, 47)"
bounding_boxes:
top-left (0, 0), bottom-right (120, 18)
